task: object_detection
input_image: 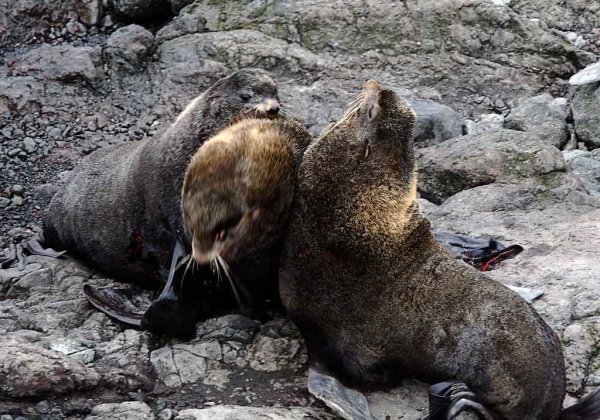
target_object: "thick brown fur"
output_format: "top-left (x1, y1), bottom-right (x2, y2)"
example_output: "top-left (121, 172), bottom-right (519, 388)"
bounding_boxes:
top-left (279, 81), bottom-right (573, 419)
top-left (181, 113), bottom-right (311, 265)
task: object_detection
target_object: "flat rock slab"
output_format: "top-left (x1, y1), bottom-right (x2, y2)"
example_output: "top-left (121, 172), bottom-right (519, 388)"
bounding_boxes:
top-left (175, 406), bottom-right (335, 420)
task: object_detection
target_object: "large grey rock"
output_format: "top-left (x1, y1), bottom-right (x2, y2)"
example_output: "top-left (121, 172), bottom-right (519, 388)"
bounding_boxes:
top-left (417, 129), bottom-right (566, 203)
top-left (104, 24), bottom-right (155, 72)
top-left (175, 406), bottom-right (334, 420)
top-left (86, 401), bottom-right (154, 420)
top-left (158, 30), bottom-right (324, 79)
top-left (505, 94), bottom-right (569, 148)
top-left (9, 44), bottom-right (103, 84)
top-left (0, 339), bottom-right (100, 398)
top-left (0, 77), bottom-right (44, 114)
top-left (572, 82), bottom-right (600, 149)
top-left (464, 113), bottom-right (505, 135)
top-left (568, 156), bottom-right (600, 197)
top-left (155, 0), bottom-right (578, 117)
top-left (407, 99), bottom-right (463, 147)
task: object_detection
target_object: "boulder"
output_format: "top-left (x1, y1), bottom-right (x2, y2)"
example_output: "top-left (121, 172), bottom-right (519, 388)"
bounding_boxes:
top-left (86, 401), bottom-right (154, 420)
top-left (568, 156), bottom-right (600, 197)
top-left (9, 44), bottom-right (103, 84)
top-left (417, 129), bottom-right (566, 203)
top-left (175, 406), bottom-right (335, 420)
top-left (104, 24), bottom-right (155, 72)
top-left (572, 82), bottom-right (600, 149)
top-left (505, 94), bottom-right (569, 148)
top-left (407, 99), bottom-right (463, 147)
top-left (0, 339), bottom-right (100, 399)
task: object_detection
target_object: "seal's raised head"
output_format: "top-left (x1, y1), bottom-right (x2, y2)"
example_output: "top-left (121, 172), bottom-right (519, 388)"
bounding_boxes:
top-left (176, 68), bottom-right (280, 127)
top-left (182, 113), bottom-right (309, 265)
top-left (320, 80), bottom-right (415, 153)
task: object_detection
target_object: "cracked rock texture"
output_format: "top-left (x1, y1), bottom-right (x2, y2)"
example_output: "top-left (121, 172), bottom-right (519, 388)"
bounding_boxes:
top-left (1, 0), bottom-right (600, 418)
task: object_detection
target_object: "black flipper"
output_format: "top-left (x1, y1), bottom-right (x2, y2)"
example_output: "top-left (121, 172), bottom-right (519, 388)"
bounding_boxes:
top-left (83, 284), bottom-right (144, 327)
top-left (140, 238), bottom-right (199, 338)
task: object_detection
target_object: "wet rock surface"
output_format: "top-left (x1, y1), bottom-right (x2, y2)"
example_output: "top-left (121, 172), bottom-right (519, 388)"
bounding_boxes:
top-left (1, 0), bottom-right (600, 418)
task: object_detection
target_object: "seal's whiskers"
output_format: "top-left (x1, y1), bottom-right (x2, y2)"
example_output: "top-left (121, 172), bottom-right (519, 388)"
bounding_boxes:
top-left (216, 255), bottom-right (244, 309)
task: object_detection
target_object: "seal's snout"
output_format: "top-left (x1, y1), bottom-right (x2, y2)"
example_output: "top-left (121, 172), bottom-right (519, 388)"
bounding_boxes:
top-left (365, 80), bottom-right (382, 91)
top-left (363, 80), bottom-right (382, 120)
top-left (255, 98), bottom-right (280, 114)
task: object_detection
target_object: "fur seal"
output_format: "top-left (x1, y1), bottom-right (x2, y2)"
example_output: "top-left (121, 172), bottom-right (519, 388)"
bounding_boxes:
top-left (42, 69), bottom-right (302, 337)
top-left (279, 81), bottom-right (600, 419)
top-left (43, 69), bottom-right (280, 284)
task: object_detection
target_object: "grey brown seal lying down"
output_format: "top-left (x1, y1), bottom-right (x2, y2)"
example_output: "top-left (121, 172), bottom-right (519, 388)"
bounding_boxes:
top-left (279, 80), bottom-right (600, 419)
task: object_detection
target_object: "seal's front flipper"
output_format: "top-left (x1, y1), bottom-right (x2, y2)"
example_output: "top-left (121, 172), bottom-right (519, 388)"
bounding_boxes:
top-left (140, 238), bottom-right (199, 338)
top-left (83, 284), bottom-right (144, 327)
top-left (308, 367), bottom-right (375, 420)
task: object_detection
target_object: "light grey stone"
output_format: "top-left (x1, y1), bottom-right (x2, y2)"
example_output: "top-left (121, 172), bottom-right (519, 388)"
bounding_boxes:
top-left (21, 137), bottom-right (37, 153)
top-left (570, 61), bottom-right (600, 86)
top-left (417, 129), bottom-right (566, 203)
top-left (569, 156), bottom-right (600, 197)
top-left (505, 94), bottom-right (569, 148)
top-left (175, 406), bottom-right (334, 420)
top-left (407, 99), bottom-right (463, 147)
top-left (0, 339), bottom-right (100, 398)
top-left (86, 401), bottom-right (154, 419)
top-left (104, 24), bottom-right (155, 72)
top-left (10, 44), bottom-right (103, 84)
top-left (572, 82), bottom-right (600, 149)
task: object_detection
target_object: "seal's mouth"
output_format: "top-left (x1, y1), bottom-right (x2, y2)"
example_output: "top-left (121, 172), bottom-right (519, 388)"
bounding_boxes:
top-left (253, 98), bottom-right (280, 115)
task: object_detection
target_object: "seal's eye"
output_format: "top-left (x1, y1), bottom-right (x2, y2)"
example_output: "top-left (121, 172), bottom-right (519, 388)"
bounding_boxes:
top-left (214, 214), bottom-right (243, 241)
top-left (240, 93), bottom-right (252, 103)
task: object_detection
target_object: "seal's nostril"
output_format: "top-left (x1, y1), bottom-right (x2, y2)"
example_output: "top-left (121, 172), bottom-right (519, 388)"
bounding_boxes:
top-left (269, 105), bottom-right (280, 114)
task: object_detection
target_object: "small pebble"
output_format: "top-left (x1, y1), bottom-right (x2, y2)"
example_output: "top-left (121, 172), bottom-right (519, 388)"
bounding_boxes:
top-left (11, 196), bottom-right (24, 206)
top-left (11, 185), bottom-right (24, 195)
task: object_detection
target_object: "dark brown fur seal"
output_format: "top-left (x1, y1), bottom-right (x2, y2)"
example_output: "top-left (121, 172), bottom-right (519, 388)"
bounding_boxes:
top-left (279, 81), bottom-right (600, 419)
top-left (43, 69), bottom-right (280, 284)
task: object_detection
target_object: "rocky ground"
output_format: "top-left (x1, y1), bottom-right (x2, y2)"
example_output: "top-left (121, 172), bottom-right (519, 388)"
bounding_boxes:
top-left (1, 0), bottom-right (600, 419)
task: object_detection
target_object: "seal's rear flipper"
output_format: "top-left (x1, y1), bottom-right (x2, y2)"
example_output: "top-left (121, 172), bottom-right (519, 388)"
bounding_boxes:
top-left (83, 284), bottom-right (144, 327)
top-left (308, 367), bottom-right (375, 420)
top-left (0, 232), bottom-right (65, 270)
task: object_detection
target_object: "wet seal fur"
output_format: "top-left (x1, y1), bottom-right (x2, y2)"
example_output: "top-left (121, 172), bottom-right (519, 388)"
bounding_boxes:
top-left (43, 68), bottom-right (280, 285)
top-left (279, 81), bottom-right (600, 419)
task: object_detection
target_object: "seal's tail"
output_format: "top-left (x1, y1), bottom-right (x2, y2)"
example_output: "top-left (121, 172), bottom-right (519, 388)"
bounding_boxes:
top-left (561, 387), bottom-right (600, 420)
